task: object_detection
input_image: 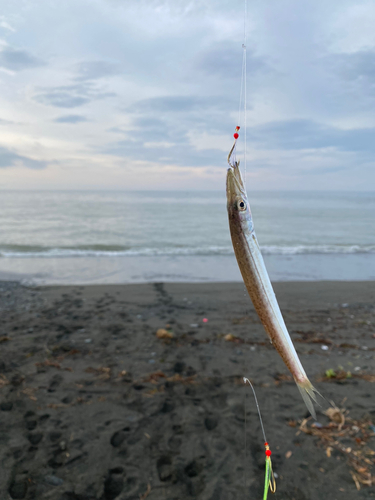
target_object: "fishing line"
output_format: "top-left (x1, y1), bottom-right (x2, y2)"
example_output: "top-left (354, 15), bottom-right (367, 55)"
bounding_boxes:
top-left (243, 377), bottom-right (267, 443)
top-left (237, 38), bottom-right (245, 131)
top-left (244, 380), bottom-right (247, 493)
top-left (243, 0), bottom-right (247, 187)
top-left (243, 377), bottom-right (277, 499)
top-left (236, 0), bottom-right (247, 186)
top-left (229, 0), bottom-right (247, 170)
top-left (237, 1), bottom-right (249, 493)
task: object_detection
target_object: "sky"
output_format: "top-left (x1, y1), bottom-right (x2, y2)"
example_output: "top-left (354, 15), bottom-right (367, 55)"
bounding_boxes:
top-left (1, 0), bottom-right (375, 190)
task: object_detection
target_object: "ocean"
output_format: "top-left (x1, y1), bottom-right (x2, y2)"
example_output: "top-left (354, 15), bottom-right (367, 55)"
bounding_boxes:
top-left (0, 190), bottom-right (374, 285)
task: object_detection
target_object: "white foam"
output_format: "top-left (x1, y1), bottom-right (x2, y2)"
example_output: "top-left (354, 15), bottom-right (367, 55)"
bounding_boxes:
top-left (1, 244), bottom-right (374, 258)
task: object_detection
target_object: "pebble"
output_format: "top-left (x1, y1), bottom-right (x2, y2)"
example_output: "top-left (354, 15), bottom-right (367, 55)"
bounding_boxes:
top-left (156, 328), bottom-right (174, 339)
top-left (321, 345), bottom-right (329, 351)
top-left (84, 338), bottom-right (92, 343)
top-left (312, 422), bottom-right (323, 428)
top-left (44, 475), bottom-right (64, 486)
top-left (224, 334), bottom-right (235, 341)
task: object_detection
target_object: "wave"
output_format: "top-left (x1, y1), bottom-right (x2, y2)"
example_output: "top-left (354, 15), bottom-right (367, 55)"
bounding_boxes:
top-left (0, 244), bottom-right (375, 258)
top-left (261, 244), bottom-right (375, 255)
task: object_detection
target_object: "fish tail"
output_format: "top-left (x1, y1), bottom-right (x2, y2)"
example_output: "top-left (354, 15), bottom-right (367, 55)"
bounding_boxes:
top-left (295, 379), bottom-right (322, 420)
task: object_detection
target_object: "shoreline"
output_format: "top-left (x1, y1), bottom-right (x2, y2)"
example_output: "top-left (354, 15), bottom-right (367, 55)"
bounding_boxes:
top-left (0, 252), bottom-right (375, 286)
top-left (0, 280), bottom-right (374, 499)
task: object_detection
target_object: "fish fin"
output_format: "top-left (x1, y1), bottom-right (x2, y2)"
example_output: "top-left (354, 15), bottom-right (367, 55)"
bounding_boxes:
top-left (296, 379), bottom-right (322, 420)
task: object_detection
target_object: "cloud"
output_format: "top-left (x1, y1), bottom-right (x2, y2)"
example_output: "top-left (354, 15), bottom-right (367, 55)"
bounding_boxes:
top-left (54, 114), bottom-right (88, 123)
top-left (334, 50), bottom-right (375, 82)
top-left (0, 16), bottom-right (15, 32)
top-left (128, 95), bottom-right (210, 114)
top-left (35, 89), bottom-right (89, 108)
top-left (104, 138), bottom-right (225, 167)
top-left (195, 42), bottom-right (267, 80)
top-left (0, 146), bottom-right (47, 169)
top-left (250, 119), bottom-right (375, 154)
top-left (106, 112), bottom-right (375, 170)
top-left (127, 94), bottom-right (237, 135)
top-left (34, 83), bottom-right (116, 108)
top-left (0, 46), bottom-right (44, 71)
top-left (0, 118), bottom-right (16, 125)
top-left (74, 60), bottom-right (124, 81)
top-left (1, 0), bottom-right (375, 189)
top-left (103, 94), bottom-right (239, 166)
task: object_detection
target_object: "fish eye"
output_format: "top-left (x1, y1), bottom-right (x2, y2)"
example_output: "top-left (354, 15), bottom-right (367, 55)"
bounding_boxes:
top-left (238, 199), bottom-right (246, 211)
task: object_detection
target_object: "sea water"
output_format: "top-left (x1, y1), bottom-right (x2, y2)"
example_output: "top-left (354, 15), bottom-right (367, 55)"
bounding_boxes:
top-left (0, 190), bottom-right (374, 284)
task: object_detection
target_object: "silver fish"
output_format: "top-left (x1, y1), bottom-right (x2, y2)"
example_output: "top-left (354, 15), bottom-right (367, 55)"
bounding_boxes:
top-left (226, 142), bottom-right (320, 418)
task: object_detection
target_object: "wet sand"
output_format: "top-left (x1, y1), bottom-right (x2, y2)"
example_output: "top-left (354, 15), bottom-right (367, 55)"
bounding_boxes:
top-left (0, 281), bottom-right (374, 500)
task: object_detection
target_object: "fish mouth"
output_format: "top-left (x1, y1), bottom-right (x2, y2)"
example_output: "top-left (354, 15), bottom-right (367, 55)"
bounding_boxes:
top-left (226, 164), bottom-right (246, 204)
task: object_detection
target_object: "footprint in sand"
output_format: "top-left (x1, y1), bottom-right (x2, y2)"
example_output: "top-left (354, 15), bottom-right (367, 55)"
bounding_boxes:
top-left (23, 411), bottom-right (37, 431)
top-left (204, 415), bottom-right (218, 431)
top-left (48, 374), bottom-right (63, 392)
top-left (8, 475), bottom-right (28, 499)
top-left (1, 401), bottom-right (13, 411)
top-left (110, 427), bottom-right (130, 448)
top-left (103, 467), bottom-right (124, 500)
top-left (27, 432), bottom-right (43, 446)
top-left (157, 456), bottom-right (174, 482)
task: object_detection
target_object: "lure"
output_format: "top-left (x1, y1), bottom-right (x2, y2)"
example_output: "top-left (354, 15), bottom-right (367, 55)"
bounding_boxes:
top-left (243, 377), bottom-right (276, 499)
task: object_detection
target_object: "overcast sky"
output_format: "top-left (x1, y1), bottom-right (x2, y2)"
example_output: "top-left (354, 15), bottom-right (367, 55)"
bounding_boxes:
top-left (1, 0), bottom-right (375, 190)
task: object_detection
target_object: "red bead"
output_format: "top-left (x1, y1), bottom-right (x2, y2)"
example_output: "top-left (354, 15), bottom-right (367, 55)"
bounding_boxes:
top-left (265, 450), bottom-right (272, 457)
top-left (264, 442), bottom-right (268, 446)
top-left (236, 126), bottom-right (240, 130)
top-left (233, 133), bottom-right (239, 139)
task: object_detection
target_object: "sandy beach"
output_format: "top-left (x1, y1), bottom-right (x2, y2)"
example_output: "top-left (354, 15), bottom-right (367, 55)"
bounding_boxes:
top-left (0, 280), bottom-right (374, 500)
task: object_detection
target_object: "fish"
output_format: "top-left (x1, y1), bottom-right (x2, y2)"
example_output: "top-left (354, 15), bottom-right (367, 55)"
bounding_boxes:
top-left (226, 142), bottom-right (320, 418)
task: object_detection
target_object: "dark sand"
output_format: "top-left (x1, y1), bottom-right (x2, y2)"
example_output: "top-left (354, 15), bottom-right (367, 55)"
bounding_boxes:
top-left (0, 281), bottom-right (374, 500)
